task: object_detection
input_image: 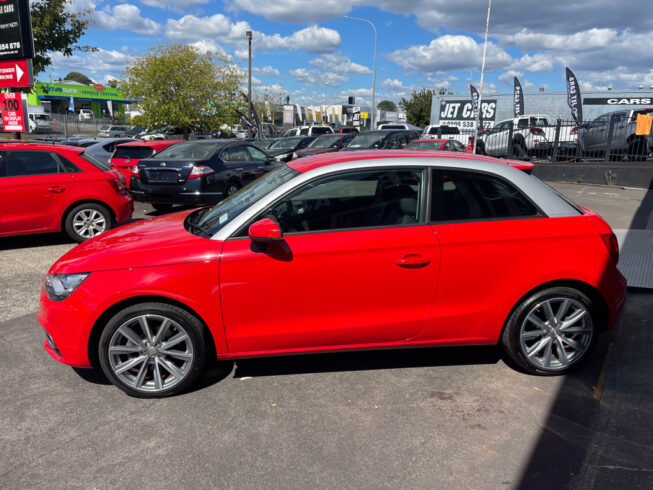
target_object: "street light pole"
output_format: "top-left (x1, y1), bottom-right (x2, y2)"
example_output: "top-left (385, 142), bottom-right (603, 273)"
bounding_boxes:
top-left (246, 30), bottom-right (253, 138)
top-left (344, 15), bottom-right (377, 129)
top-left (475, 0), bottom-right (492, 150)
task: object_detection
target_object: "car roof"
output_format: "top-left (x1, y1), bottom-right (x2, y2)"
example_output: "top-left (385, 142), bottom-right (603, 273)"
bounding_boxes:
top-left (0, 142), bottom-right (85, 154)
top-left (288, 150), bottom-right (532, 173)
top-left (116, 139), bottom-right (185, 149)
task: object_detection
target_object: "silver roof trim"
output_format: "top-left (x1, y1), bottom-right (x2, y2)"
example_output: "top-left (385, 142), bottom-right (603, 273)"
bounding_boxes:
top-left (212, 156), bottom-right (579, 241)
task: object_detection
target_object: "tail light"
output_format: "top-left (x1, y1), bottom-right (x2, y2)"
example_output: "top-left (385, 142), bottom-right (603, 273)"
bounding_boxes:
top-left (571, 127), bottom-right (578, 134)
top-left (530, 127), bottom-right (544, 135)
top-left (132, 165), bottom-right (140, 177)
top-left (600, 232), bottom-right (620, 264)
top-left (188, 165), bottom-right (215, 179)
top-left (468, 136), bottom-right (474, 145)
top-left (109, 177), bottom-right (129, 196)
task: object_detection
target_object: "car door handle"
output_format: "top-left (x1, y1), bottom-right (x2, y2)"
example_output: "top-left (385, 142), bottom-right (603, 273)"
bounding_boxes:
top-left (396, 254), bottom-right (430, 268)
top-left (48, 186), bottom-right (66, 193)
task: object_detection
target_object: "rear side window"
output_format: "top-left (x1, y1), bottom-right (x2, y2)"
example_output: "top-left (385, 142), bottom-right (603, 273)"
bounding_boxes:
top-left (430, 169), bottom-right (538, 222)
top-left (311, 126), bottom-right (332, 135)
top-left (114, 147), bottom-right (155, 159)
top-left (4, 151), bottom-right (60, 177)
top-left (81, 152), bottom-right (112, 171)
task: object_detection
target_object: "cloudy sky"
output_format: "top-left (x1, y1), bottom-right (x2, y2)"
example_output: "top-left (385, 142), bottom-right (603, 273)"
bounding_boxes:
top-left (52, 0), bottom-right (653, 106)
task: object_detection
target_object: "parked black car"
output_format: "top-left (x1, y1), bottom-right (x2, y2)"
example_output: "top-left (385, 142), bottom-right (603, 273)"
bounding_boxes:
top-left (266, 136), bottom-right (316, 162)
top-left (345, 130), bottom-right (420, 150)
top-left (130, 141), bottom-right (276, 211)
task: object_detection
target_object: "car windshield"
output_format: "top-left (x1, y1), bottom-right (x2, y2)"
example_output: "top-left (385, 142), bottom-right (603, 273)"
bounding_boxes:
top-left (194, 165), bottom-right (300, 236)
top-left (308, 136), bottom-right (340, 149)
top-left (113, 147), bottom-right (155, 159)
top-left (154, 142), bottom-right (217, 160)
top-left (270, 138), bottom-right (302, 150)
top-left (34, 114), bottom-right (51, 122)
top-left (347, 133), bottom-right (385, 149)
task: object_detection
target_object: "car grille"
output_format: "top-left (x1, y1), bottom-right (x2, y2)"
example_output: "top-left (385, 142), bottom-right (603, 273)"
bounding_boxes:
top-left (145, 168), bottom-right (180, 183)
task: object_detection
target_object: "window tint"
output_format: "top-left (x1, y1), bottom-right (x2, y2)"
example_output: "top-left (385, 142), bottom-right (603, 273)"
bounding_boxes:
top-left (222, 146), bottom-right (251, 163)
top-left (246, 145), bottom-right (269, 161)
top-left (430, 169), bottom-right (538, 222)
top-left (311, 126), bottom-right (332, 134)
top-left (155, 142), bottom-right (217, 160)
top-left (56, 154), bottom-right (81, 173)
top-left (517, 119), bottom-right (529, 129)
top-left (258, 169), bottom-right (423, 233)
top-left (452, 141), bottom-right (466, 151)
top-left (5, 151), bottom-right (60, 177)
top-left (443, 141), bottom-right (453, 151)
top-left (81, 152), bottom-right (112, 171)
top-left (113, 146), bottom-right (155, 159)
top-left (299, 127), bottom-right (309, 135)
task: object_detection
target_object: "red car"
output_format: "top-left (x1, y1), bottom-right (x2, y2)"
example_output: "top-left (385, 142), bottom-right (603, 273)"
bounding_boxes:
top-left (110, 140), bottom-right (185, 187)
top-left (406, 138), bottom-right (472, 153)
top-left (0, 143), bottom-right (133, 243)
top-left (39, 150), bottom-right (626, 397)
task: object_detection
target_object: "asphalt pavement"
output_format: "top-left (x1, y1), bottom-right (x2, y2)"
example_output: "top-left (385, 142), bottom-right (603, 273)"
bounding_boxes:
top-left (0, 183), bottom-right (651, 489)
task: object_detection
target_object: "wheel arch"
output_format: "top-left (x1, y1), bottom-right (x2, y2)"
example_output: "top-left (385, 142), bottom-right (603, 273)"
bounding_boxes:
top-left (500, 278), bottom-right (610, 339)
top-left (61, 199), bottom-right (117, 229)
top-left (87, 294), bottom-right (218, 369)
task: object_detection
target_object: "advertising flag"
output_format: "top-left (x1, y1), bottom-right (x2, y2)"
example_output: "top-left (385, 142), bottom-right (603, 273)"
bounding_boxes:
top-left (68, 96), bottom-right (74, 112)
top-left (513, 77), bottom-right (524, 118)
top-left (470, 84), bottom-right (482, 128)
top-left (565, 67), bottom-right (583, 124)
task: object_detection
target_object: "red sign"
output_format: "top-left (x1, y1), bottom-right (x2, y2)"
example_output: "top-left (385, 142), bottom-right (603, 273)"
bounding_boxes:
top-left (93, 83), bottom-right (105, 92)
top-left (1, 92), bottom-right (27, 132)
top-left (0, 58), bottom-right (32, 88)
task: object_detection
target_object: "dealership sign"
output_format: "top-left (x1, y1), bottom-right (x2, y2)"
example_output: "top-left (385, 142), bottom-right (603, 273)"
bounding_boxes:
top-left (439, 99), bottom-right (496, 129)
top-left (0, 0), bottom-right (34, 61)
top-left (0, 57), bottom-right (32, 88)
top-left (0, 91), bottom-right (27, 131)
top-left (584, 97), bottom-right (653, 105)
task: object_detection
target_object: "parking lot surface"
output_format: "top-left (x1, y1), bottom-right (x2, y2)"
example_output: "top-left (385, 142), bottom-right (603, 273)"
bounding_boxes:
top-left (1, 183), bottom-right (651, 489)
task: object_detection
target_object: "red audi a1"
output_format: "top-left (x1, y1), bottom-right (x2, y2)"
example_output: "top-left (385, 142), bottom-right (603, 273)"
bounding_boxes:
top-left (38, 150), bottom-right (627, 397)
top-left (0, 143), bottom-right (133, 242)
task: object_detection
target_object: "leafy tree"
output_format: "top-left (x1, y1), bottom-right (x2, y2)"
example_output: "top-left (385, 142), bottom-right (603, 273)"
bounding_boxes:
top-left (106, 79), bottom-right (119, 88)
top-left (377, 100), bottom-right (397, 112)
top-left (31, 0), bottom-right (95, 75)
top-left (121, 43), bottom-right (244, 136)
top-left (64, 71), bottom-right (94, 85)
top-left (399, 88), bottom-right (434, 128)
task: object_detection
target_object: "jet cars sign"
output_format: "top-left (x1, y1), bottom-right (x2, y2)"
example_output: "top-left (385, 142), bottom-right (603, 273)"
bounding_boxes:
top-left (439, 99), bottom-right (497, 129)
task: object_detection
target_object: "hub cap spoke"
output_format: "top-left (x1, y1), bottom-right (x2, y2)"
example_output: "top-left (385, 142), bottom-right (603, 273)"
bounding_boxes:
top-left (519, 297), bottom-right (593, 371)
top-left (72, 209), bottom-right (107, 238)
top-left (108, 314), bottom-right (194, 393)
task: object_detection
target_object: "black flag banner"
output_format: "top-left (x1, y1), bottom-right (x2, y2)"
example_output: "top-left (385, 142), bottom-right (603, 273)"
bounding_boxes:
top-left (565, 67), bottom-right (583, 124)
top-left (513, 77), bottom-right (524, 118)
top-left (470, 84), bottom-right (482, 128)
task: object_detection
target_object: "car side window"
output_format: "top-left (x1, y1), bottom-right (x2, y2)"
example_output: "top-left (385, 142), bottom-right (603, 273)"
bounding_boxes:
top-left (222, 146), bottom-right (250, 163)
top-left (385, 134), bottom-right (401, 149)
top-left (517, 118), bottom-right (529, 129)
top-left (443, 141), bottom-right (452, 151)
top-left (55, 154), bottom-right (82, 173)
top-left (4, 151), bottom-right (61, 177)
top-left (246, 145), bottom-right (268, 162)
top-left (255, 169), bottom-right (423, 234)
top-left (452, 141), bottom-right (466, 151)
top-left (430, 169), bottom-right (538, 222)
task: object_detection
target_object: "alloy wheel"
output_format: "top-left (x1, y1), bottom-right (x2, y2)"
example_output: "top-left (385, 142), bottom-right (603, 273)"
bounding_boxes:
top-left (519, 297), bottom-right (593, 371)
top-left (72, 209), bottom-right (107, 239)
top-left (107, 314), bottom-right (195, 393)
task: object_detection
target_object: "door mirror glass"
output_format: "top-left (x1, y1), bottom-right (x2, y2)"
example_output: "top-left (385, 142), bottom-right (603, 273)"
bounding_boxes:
top-left (249, 218), bottom-right (283, 242)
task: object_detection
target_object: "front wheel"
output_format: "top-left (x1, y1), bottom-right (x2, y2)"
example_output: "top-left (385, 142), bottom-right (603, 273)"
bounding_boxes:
top-left (226, 181), bottom-right (241, 196)
top-left (64, 203), bottom-right (112, 243)
top-left (98, 303), bottom-right (207, 398)
top-left (501, 287), bottom-right (597, 375)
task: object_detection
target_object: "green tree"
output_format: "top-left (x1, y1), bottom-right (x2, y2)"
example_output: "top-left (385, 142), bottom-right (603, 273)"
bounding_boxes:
top-left (31, 0), bottom-right (95, 75)
top-left (377, 100), bottom-right (397, 112)
top-left (106, 79), bottom-right (119, 88)
top-left (121, 43), bottom-right (244, 136)
top-left (399, 88), bottom-right (433, 127)
top-left (64, 71), bottom-right (94, 85)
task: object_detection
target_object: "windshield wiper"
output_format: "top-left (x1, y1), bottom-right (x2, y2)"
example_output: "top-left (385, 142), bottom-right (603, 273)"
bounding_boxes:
top-left (187, 221), bottom-right (212, 236)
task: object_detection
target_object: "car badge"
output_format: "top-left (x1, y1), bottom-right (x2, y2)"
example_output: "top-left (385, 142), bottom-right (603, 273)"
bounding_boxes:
top-left (126, 158), bottom-right (131, 164)
top-left (161, 162), bottom-right (166, 167)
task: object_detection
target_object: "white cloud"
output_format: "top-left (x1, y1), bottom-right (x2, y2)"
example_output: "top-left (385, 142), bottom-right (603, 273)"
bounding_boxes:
top-left (253, 66), bottom-right (282, 78)
top-left (380, 79), bottom-right (405, 90)
top-left (289, 68), bottom-right (347, 87)
top-left (189, 40), bottom-right (233, 61)
top-left (48, 48), bottom-right (135, 77)
top-left (166, 16), bottom-right (340, 55)
top-left (498, 70), bottom-right (523, 86)
top-left (141, 0), bottom-right (210, 12)
top-left (229, 0), bottom-right (352, 23)
top-left (309, 52), bottom-right (371, 75)
top-left (93, 4), bottom-right (161, 35)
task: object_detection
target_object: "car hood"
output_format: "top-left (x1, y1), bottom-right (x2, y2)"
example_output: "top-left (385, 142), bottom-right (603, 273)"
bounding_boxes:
top-left (296, 148), bottom-right (335, 156)
top-left (50, 210), bottom-right (221, 274)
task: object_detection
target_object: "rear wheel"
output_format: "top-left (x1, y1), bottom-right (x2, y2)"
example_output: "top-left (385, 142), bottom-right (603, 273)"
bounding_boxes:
top-left (226, 181), bottom-right (240, 196)
top-left (501, 287), bottom-right (597, 375)
top-left (64, 203), bottom-right (112, 243)
top-left (98, 302), bottom-right (207, 398)
top-left (152, 203), bottom-right (174, 213)
top-left (513, 141), bottom-right (529, 160)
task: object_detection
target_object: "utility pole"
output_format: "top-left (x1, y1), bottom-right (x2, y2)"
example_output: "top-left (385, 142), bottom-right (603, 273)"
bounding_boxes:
top-left (344, 16), bottom-right (377, 129)
top-left (246, 30), bottom-right (253, 138)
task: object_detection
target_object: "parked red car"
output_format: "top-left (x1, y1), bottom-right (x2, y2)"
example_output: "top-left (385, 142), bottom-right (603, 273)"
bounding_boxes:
top-left (0, 143), bottom-right (133, 242)
top-left (110, 140), bottom-right (184, 187)
top-left (39, 150), bottom-right (625, 397)
top-left (406, 138), bottom-right (472, 153)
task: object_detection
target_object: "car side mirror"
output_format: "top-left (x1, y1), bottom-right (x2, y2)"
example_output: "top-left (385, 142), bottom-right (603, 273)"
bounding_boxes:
top-left (249, 218), bottom-right (283, 242)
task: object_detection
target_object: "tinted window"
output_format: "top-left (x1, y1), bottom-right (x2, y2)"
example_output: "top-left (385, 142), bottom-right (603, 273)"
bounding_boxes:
top-left (113, 147), bottom-right (155, 159)
top-left (347, 132), bottom-right (386, 149)
top-left (5, 151), bottom-right (60, 177)
top-left (428, 126), bottom-right (460, 135)
top-left (270, 138), bottom-right (303, 150)
top-left (155, 142), bottom-right (218, 160)
top-left (56, 154), bottom-right (81, 173)
top-left (81, 152), bottom-right (112, 171)
top-left (259, 169), bottom-right (423, 233)
top-left (452, 141), bottom-right (466, 151)
top-left (430, 170), bottom-right (538, 221)
top-left (222, 146), bottom-right (251, 163)
top-left (246, 146), bottom-right (269, 161)
top-left (443, 141), bottom-right (453, 151)
top-left (311, 126), bottom-right (332, 135)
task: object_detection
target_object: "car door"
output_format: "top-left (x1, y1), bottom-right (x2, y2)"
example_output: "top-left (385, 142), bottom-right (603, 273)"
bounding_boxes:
top-left (584, 114), bottom-right (609, 151)
top-left (221, 145), bottom-right (262, 186)
top-left (485, 121), bottom-right (509, 155)
top-left (0, 150), bottom-right (76, 233)
top-left (219, 167), bottom-right (441, 353)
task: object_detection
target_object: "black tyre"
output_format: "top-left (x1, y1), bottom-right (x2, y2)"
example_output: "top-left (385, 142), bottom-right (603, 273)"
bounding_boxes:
top-left (98, 302), bottom-right (207, 398)
top-left (226, 181), bottom-right (241, 196)
top-left (627, 138), bottom-right (647, 161)
top-left (64, 202), bottom-right (112, 243)
top-left (152, 203), bottom-right (174, 213)
top-left (513, 141), bottom-right (529, 160)
top-left (501, 287), bottom-right (597, 375)
top-left (475, 141), bottom-right (486, 155)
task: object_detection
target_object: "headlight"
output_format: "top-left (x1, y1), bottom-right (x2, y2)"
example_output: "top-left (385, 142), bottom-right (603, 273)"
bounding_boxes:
top-left (43, 273), bottom-right (90, 302)
top-left (292, 152), bottom-right (298, 159)
top-left (274, 154), bottom-right (284, 161)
